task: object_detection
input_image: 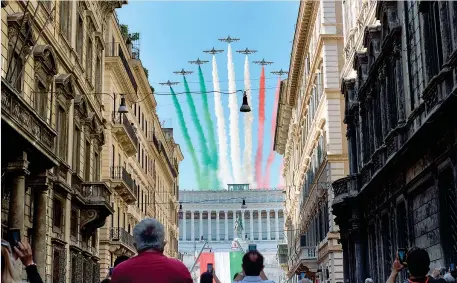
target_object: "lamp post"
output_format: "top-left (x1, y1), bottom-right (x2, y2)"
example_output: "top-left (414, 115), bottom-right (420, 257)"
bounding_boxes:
top-left (240, 91), bottom-right (251, 112)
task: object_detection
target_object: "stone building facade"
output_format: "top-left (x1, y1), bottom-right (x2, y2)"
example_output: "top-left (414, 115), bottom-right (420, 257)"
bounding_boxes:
top-left (273, 0), bottom-right (347, 282)
top-left (333, 1), bottom-right (457, 283)
top-left (1, 1), bottom-right (183, 282)
top-left (98, 11), bottom-right (183, 278)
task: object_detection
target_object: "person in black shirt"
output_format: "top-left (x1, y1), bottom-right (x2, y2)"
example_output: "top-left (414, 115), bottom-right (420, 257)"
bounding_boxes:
top-left (387, 248), bottom-right (446, 283)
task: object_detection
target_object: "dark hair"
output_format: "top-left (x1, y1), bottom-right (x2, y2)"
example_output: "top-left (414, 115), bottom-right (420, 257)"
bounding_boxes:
top-left (101, 279), bottom-right (111, 283)
top-left (406, 248), bottom-right (430, 277)
top-left (242, 251), bottom-right (264, 276)
top-left (114, 255), bottom-right (130, 267)
top-left (200, 272), bottom-right (213, 283)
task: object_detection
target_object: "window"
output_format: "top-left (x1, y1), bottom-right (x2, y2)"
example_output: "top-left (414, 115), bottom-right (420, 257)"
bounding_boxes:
top-left (53, 198), bottom-right (63, 229)
top-left (52, 245), bottom-right (64, 282)
top-left (73, 126), bottom-right (81, 172)
top-left (59, 0), bottom-right (71, 40)
top-left (35, 81), bottom-right (48, 119)
top-left (85, 141), bottom-right (91, 180)
top-left (76, 15), bottom-right (84, 59)
top-left (422, 1), bottom-right (444, 80)
top-left (56, 107), bottom-right (67, 160)
top-left (86, 38), bottom-right (93, 83)
top-left (70, 209), bottom-right (78, 237)
top-left (9, 52), bottom-right (23, 91)
top-left (112, 145), bottom-right (115, 167)
top-left (94, 152), bottom-right (100, 181)
top-left (91, 232), bottom-right (96, 248)
top-left (95, 56), bottom-right (102, 94)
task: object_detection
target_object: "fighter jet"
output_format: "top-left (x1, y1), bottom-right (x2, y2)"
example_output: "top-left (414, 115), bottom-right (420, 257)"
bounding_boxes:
top-left (218, 35), bottom-right (240, 43)
top-left (203, 47), bottom-right (224, 55)
top-left (253, 58), bottom-right (274, 65)
top-left (236, 48), bottom-right (257, 55)
top-left (188, 58), bottom-right (209, 65)
top-left (173, 68), bottom-right (193, 76)
top-left (159, 80), bottom-right (180, 86)
top-left (271, 69), bottom-right (289, 76)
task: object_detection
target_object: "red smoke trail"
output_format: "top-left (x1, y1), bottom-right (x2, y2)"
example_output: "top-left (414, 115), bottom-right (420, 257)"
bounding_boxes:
top-left (263, 77), bottom-right (281, 188)
top-left (255, 66), bottom-right (266, 187)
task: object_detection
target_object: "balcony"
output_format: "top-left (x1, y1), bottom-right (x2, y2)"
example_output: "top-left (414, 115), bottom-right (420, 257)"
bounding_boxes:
top-left (332, 174), bottom-right (358, 205)
top-left (109, 166), bottom-right (137, 204)
top-left (1, 78), bottom-right (58, 168)
top-left (108, 227), bottom-right (136, 257)
top-left (111, 112), bottom-right (138, 156)
top-left (150, 133), bottom-right (177, 177)
top-left (80, 182), bottom-right (114, 237)
top-left (105, 42), bottom-right (138, 92)
top-left (290, 246), bottom-right (318, 276)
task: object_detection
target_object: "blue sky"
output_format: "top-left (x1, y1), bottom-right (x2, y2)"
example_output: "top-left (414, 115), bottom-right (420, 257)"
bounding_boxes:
top-left (117, 1), bottom-right (299, 190)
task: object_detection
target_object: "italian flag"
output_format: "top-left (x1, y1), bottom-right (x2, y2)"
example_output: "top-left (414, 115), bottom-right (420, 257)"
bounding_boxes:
top-left (199, 251), bottom-right (244, 283)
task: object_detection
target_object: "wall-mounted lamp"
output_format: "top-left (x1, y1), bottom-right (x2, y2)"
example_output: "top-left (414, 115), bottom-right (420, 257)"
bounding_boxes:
top-left (241, 198), bottom-right (247, 209)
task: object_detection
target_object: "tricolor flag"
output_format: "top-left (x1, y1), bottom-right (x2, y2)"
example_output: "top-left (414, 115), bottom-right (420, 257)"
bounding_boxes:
top-left (199, 251), bottom-right (244, 283)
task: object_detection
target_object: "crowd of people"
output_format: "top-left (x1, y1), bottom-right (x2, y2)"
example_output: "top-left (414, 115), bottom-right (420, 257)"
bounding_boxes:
top-left (2, 218), bottom-right (456, 283)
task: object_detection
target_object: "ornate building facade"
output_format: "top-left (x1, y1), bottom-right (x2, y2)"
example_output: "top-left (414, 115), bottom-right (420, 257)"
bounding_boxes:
top-left (98, 10), bottom-right (183, 278)
top-left (273, 0), bottom-right (347, 282)
top-left (1, 1), bottom-right (124, 282)
top-left (333, 1), bottom-right (457, 283)
top-left (1, 1), bottom-right (183, 282)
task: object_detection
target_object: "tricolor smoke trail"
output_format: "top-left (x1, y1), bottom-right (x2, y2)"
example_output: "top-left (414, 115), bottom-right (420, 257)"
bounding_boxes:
top-left (254, 66), bottom-right (266, 187)
top-left (183, 76), bottom-right (213, 189)
top-left (170, 87), bottom-right (203, 187)
top-left (242, 55), bottom-right (254, 185)
top-left (198, 66), bottom-right (220, 188)
top-left (212, 55), bottom-right (233, 186)
top-left (263, 77), bottom-right (281, 188)
top-left (227, 44), bottom-right (242, 183)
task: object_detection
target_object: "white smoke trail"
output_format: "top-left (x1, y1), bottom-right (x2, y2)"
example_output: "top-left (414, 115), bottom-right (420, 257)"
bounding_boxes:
top-left (212, 55), bottom-right (233, 185)
top-left (242, 55), bottom-right (255, 186)
top-left (227, 44), bottom-right (242, 183)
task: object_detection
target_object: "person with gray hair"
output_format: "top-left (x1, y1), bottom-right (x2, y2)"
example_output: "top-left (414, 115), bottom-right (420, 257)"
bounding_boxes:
top-left (111, 218), bottom-right (192, 283)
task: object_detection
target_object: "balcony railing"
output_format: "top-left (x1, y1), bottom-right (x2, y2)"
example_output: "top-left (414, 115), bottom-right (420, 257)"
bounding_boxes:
top-left (109, 227), bottom-right (135, 250)
top-left (105, 42), bottom-right (137, 92)
top-left (110, 166), bottom-right (136, 195)
top-left (332, 175), bottom-right (358, 205)
top-left (81, 182), bottom-right (111, 208)
top-left (299, 246), bottom-right (317, 260)
top-left (1, 78), bottom-right (57, 159)
top-left (112, 112), bottom-right (139, 148)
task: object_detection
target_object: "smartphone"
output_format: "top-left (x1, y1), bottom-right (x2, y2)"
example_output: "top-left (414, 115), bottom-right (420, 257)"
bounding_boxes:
top-left (248, 244), bottom-right (257, 251)
top-left (450, 263), bottom-right (456, 272)
top-left (7, 228), bottom-right (20, 249)
top-left (207, 263), bottom-right (213, 273)
top-left (397, 248), bottom-right (407, 264)
top-left (109, 267), bottom-right (114, 276)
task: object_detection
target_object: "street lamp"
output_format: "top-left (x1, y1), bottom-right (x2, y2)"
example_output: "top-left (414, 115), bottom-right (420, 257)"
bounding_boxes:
top-left (240, 91), bottom-right (251, 112)
top-left (118, 94), bottom-right (128, 113)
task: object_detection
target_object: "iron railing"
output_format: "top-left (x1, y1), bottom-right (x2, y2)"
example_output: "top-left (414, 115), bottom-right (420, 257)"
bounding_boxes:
top-left (110, 166), bottom-right (136, 197)
top-left (111, 112), bottom-right (139, 147)
top-left (109, 227), bottom-right (135, 250)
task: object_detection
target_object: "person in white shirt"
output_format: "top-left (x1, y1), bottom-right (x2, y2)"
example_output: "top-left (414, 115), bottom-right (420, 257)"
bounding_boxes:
top-left (232, 250), bottom-right (275, 283)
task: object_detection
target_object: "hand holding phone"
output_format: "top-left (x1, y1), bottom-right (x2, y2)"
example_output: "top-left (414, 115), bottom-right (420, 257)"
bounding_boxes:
top-left (397, 248), bottom-right (407, 265)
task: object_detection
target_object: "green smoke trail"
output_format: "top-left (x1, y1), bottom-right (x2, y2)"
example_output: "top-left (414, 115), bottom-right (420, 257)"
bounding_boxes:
top-left (198, 66), bottom-right (220, 188)
top-left (183, 76), bottom-right (213, 189)
top-left (170, 86), bottom-right (203, 188)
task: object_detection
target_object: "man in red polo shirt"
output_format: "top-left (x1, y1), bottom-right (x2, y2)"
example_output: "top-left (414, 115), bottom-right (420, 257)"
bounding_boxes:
top-left (111, 218), bottom-right (192, 283)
